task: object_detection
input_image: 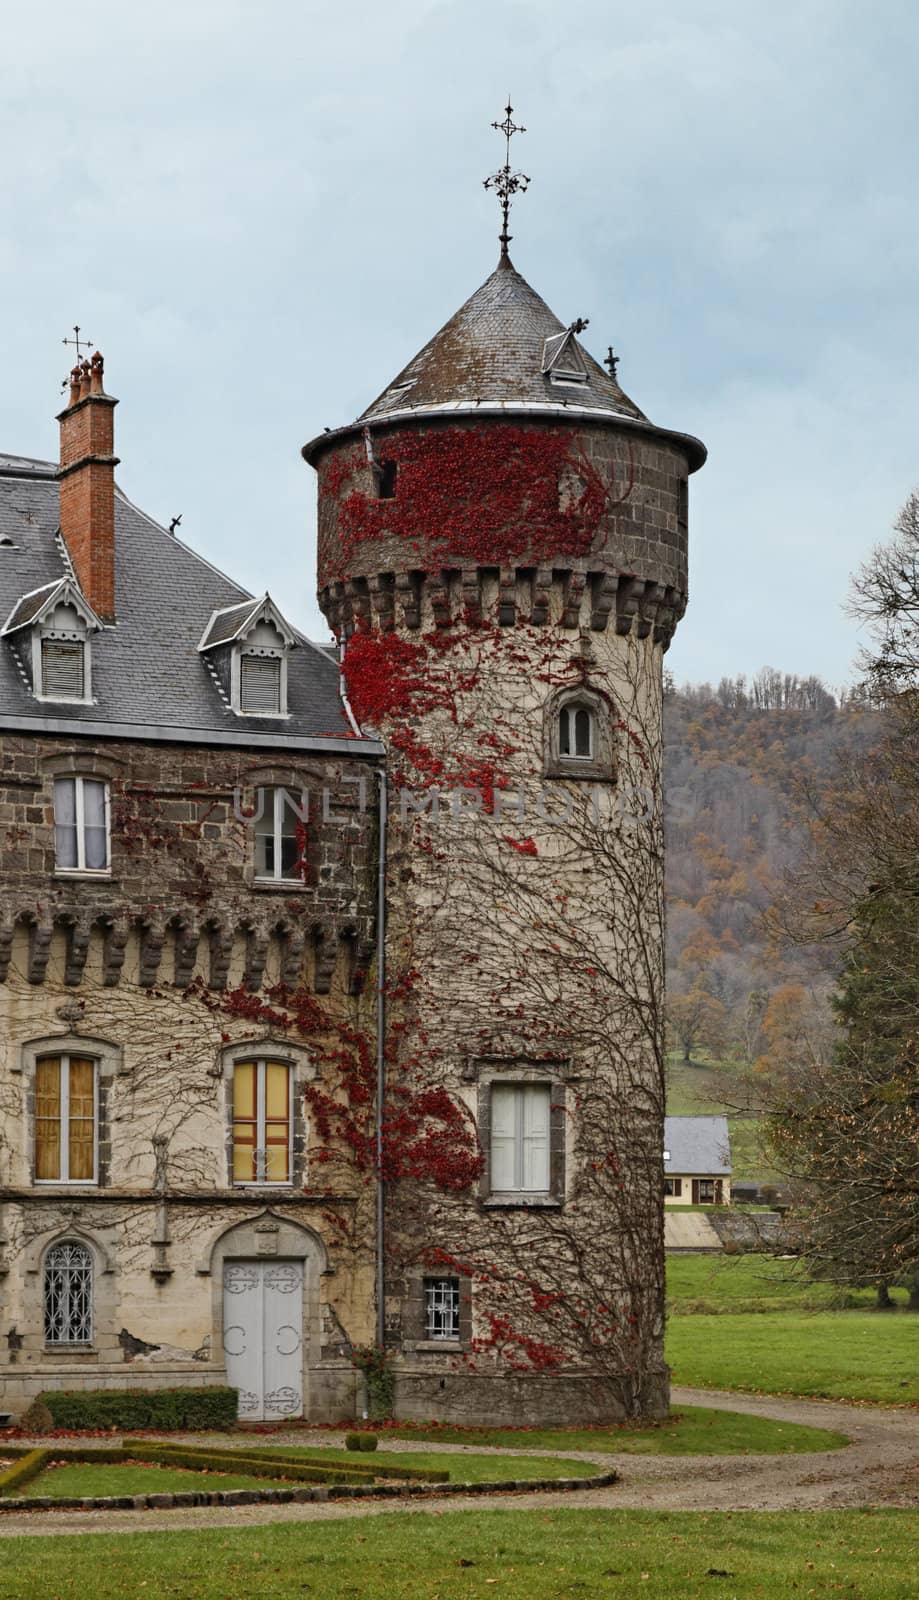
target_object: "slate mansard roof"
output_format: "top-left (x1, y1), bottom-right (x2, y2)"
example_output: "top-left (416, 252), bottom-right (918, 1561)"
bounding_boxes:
top-left (0, 453), bottom-right (376, 753)
top-left (663, 1116), bottom-right (732, 1177)
top-left (303, 254), bottom-right (706, 470)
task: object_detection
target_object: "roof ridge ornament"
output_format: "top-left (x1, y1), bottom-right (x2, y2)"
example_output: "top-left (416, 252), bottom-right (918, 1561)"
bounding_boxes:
top-left (484, 98), bottom-right (530, 263)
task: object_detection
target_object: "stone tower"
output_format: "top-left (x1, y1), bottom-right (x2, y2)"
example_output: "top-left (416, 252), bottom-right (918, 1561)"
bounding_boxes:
top-left (303, 209), bottom-right (705, 1423)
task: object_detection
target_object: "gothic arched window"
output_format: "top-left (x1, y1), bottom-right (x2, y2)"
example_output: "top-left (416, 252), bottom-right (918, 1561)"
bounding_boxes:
top-left (43, 1240), bottom-right (93, 1346)
top-left (558, 702), bottom-right (594, 760)
top-left (544, 686), bottom-right (616, 781)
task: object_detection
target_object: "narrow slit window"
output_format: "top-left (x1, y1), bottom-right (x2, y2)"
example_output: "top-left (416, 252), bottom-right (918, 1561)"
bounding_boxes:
top-left (35, 1055), bottom-right (98, 1183)
top-left (232, 1060), bottom-right (292, 1184)
top-left (377, 460), bottom-right (398, 500)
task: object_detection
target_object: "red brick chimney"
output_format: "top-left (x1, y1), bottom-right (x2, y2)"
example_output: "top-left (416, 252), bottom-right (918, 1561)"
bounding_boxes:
top-left (57, 351), bottom-right (119, 621)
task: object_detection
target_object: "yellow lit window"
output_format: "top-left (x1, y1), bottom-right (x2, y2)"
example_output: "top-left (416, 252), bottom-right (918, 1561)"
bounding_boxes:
top-left (35, 1055), bottom-right (97, 1183)
top-left (232, 1061), bottom-right (291, 1184)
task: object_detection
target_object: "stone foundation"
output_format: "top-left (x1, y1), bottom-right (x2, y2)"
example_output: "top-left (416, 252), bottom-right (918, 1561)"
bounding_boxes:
top-left (393, 1368), bottom-right (670, 1427)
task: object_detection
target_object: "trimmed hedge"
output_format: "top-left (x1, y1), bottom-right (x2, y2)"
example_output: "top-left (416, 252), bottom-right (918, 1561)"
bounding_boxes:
top-left (0, 1450), bottom-right (51, 1496)
top-left (38, 1386), bottom-right (238, 1433)
top-left (138, 1441), bottom-right (448, 1484)
top-left (131, 1446), bottom-right (373, 1485)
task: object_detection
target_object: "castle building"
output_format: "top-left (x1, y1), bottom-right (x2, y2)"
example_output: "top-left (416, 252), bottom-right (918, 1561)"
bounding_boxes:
top-left (0, 177), bottom-right (704, 1424)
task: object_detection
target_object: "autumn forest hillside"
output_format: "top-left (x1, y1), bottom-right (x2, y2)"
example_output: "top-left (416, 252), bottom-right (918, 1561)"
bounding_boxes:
top-left (663, 670), bottom-right (880, 1090)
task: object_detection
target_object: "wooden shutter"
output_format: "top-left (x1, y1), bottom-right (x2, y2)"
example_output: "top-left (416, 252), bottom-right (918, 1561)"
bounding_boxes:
top-left (490, 1084), bottom-right (517, 1191)
top-left (692, 1179), bottom-right (700, 1204)
top-left (522, 1085), bottom-right (551, 1190)
top-left (264, 1062), bottom-right (291, 1182)
top-left (240, 655), bottom-right (281, 714)
top-left (232, 1063), bottom-right (258, 1181)
top-left (68, 1058), bottom-right (96, 1181)
top-left (35, 1058), bottom-right (62, 1180)
top-left (41, 639), bottom-right (84, 698)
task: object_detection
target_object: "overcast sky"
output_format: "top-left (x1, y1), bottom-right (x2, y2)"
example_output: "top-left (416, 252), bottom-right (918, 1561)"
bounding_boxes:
top-left (2, 0), bottom-right (918, 690)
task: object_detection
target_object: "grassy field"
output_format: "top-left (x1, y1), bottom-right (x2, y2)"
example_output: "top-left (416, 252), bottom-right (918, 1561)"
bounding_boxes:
top-left (667, 1309), bottom-right (919, 1403)
top-left (0, 1509), bottom-right (916, 1599)
top-left (381, 1405), bottom-right (846, 1455)
top-left (666, 1252), bottom-right (902, 1313)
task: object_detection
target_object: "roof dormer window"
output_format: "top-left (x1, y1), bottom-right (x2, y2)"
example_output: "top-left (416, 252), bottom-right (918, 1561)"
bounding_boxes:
top-left (41, 637), bottom-right (86, 700)
top-left (198, 594), bottom-right (297, 720)
top-left (240, 649), bottom-right (283, 715)
top-left (1, 580), bottom-right (100, 704)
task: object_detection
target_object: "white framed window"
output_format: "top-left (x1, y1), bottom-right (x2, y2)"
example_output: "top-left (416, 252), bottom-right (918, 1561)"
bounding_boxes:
top-left (254, 787), bottom-right (303, 882)
top-left (53, 776), bottom-right (110, 872)
top-left (34, 1055), bottom-right (98, 1184)
top-left (40, 637), bottom-right (87, 700)
top-left (232, 1060), bottom-right (293, 1185)
top-left (559, 702), bottom-right (594, 760)
top-left (490, 1082), bottom-right (551, 1193)
top-left (424, 1277), bottom-right (460, 1341)
top-left (240, 652), bottom-right (283, 715)
top-left (44, 1240), bottom-right (93, 1345)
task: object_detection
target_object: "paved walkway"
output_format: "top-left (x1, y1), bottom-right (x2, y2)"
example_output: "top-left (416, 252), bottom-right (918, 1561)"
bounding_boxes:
top-left (0, 1387), bottom-right (916, 1537)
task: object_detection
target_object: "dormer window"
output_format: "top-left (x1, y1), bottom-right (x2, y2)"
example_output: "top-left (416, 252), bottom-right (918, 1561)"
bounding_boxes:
top-left (1, 579), bottom-right (100, 703)
top-left (198, 594), bottom-right (296, 720)
top-left (240, 650), bottom-right (282, 715)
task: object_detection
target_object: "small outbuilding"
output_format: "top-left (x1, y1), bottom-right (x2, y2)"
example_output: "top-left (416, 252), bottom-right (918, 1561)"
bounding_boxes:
top-left (663, 1115), bottom-right (731, 1206)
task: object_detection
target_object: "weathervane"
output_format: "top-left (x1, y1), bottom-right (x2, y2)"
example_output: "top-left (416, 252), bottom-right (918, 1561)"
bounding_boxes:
top-left (62, 325), bottom-right (93, 361)
top-left (61, 325), bottom-right (94, 392)
top-left (484, 98), bottom-right (530, 260)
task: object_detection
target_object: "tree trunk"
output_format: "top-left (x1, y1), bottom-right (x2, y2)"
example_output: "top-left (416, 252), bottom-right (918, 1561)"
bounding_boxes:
top-left (907, 1282), bottom-right (919, 1312)
top-left (876, 1282), bottom-right (894, 1310)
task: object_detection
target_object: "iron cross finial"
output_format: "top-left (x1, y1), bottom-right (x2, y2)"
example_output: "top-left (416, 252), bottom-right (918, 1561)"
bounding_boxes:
top-left (484, 97), bottom-right (530, 260)
top-left (605, 346), bottom-right (620, 380)
top-left (62, 325), bottom-right (93, 361)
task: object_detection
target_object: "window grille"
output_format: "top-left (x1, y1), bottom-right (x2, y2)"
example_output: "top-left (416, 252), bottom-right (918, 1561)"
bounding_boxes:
top-left (232, 1060), bottom-right (292, 1183)
top-left (559, 704), bottom-right (593, 759)
top-left (424, 1277), bottom-right (460, 1340)
top-left (254, 787), bottom-right (301, 881)
top-left (41, 638), bottom-right (85, 699)
top-left (490, 1082), bottom-right (551, 1192)
top-left (240, 653), bottom-right (282, 714)
top-left (44, 1241), bottom-right (93, 1345)
top-left (53, 776), bottom-right (109, 871)
top-left (35, 1054), bottom-right (97, 1183)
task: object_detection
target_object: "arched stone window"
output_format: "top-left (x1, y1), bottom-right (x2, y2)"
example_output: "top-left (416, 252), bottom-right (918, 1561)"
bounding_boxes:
top-left (43, 1240), bottom-right (93, 1346)
top-left (544, 685), bottom-right (616, 780)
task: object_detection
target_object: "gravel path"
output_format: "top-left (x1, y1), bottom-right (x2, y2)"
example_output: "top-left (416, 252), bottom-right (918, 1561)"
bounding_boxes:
top-left (0, 1386), bottom-right (916, 1538)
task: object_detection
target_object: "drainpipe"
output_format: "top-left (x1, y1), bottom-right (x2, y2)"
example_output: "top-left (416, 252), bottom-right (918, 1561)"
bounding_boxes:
top-left (375, 765), bottom-right (388, 1351)
top-left (336, 627), bottom-right (388, 1353)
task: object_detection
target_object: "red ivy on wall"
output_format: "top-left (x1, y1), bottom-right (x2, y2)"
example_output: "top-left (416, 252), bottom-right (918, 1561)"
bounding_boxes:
top-left (320, 425), bottom-right (608, 574)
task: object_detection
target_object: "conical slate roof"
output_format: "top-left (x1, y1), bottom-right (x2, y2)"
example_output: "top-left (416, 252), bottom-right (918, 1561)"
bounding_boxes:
top-left (359, 254), bottom-right (647, 424)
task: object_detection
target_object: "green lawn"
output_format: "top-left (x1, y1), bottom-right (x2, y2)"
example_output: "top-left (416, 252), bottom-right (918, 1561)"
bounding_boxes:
top-left (239, 1445), bottom-right (597, 1482)
top-left (28, 1460), bottom-right (277, 1498)
top-left (667, 1251), bottom-right (898, 1313)
top-left (0, 1509), bottom-right (916, 1599)
top-left (667, 1309), bottom-right (919, 1403)
top-left (381, 1405), bottom-right (846, 1455)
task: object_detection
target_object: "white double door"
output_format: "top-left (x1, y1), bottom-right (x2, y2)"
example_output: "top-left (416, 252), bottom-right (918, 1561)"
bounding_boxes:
top-left (222, 1259), bottom-right (304, 1421)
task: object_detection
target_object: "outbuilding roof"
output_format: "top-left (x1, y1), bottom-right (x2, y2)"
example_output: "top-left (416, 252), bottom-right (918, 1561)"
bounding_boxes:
top-left (663, 1116), bottom-right (732, 1177)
